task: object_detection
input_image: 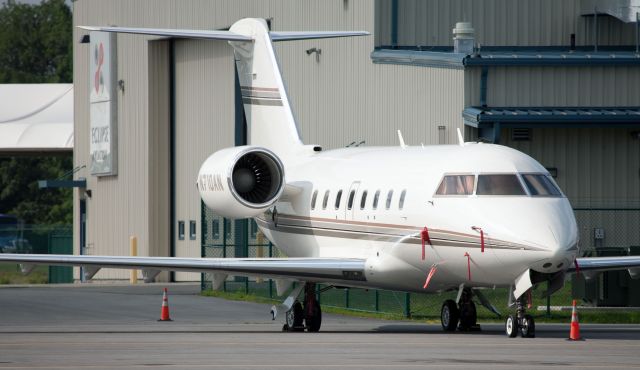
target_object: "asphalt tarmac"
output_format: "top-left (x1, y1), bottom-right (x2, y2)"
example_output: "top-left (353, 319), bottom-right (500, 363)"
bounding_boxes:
top-left (0, 283), bottom-right (639, 369)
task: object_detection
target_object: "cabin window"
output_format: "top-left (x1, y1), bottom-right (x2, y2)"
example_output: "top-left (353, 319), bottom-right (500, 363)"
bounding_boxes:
top-left (360, 190), bottom-right (368, 210)
top-left (311, 190), bottom-right (318, 210)
top-left (476, 174), bottom-right (526, 196)
top-left (347, 190), bottom-right (356, 210)
top-left (436, 175), bottom-right (475, 195)
top-left (335, 190), bottom-right (343, 210)
top-left (373, 190), bottom-right (381, 210)
top-left (322, 190), bottom-right (330, 209)
top-left (385, 190), bottom-right (394, 210)
top-left (522, 174), bottom-right (562, 197)
top-left (399, 190), bottom-right (407, 210)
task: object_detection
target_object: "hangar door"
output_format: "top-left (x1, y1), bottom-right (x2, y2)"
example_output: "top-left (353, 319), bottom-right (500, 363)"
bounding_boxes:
top-left (173, 39), bottom-right (236, 281)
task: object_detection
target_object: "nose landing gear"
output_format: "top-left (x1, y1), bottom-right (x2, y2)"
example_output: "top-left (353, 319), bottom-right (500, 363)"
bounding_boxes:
top-left (505, 294), bottom-right (535, 338)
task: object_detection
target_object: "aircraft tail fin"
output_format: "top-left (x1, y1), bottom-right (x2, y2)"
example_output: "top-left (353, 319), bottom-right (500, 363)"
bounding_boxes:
top-left (228, 19), bottom-right (368, 160)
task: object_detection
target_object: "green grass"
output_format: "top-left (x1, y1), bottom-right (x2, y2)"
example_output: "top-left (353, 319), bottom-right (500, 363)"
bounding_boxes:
top-left (201, 281), bottom-right (640, 324)
top-left (0, 263), bottom-right (48, 284)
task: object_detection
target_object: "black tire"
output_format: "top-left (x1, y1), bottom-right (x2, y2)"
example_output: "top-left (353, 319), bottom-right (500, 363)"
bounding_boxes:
top-left (441, 299), bottom-right (459, 332)
top-left (505, 315), bottom-right (518, 338)
top-left (520, 314), bottom-right (535, 338)
top-left (285, 301), bottom-right (304, 331)
top-left (458, 300), bottom-right (477, 330)
top-left (305, 300), bottom-right (322, 332)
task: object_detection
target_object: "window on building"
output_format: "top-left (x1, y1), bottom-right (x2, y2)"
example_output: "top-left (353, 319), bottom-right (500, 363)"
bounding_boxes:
top-left (212, 219), bottom-right (220, 239)
top-left (335, 190), bottom-right (343, 210)
top-left (373, 190), bottom-right (381, 210)
top-left (360, 190), bottom-right (368, 210)
top-left (347, 190), bottom-right (356, 210)
top-left (476, 174), bottom-right (526, 196)
top-left (311, 190), bottom-right (318, 210)
top-left (522, 174), bottom-right (562, 197)
top-left (436, 175), bottom-right (475, 196)
top-left (399, 190), bottom-right (407, 210)
top-left (322, 190), bottom-right (330, 209)
top-left (178, 221), bottom-right (185, 240)
top-left (189, 220), bottom-right (197, 240)
top-left (385, 190), bottom-right (394, 210)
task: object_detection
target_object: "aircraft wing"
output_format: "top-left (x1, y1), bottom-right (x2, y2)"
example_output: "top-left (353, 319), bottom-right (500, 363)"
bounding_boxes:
top-left (569, 256), bottom-right (640, 275)
top-left (0, 253), bottom-right (366, 284)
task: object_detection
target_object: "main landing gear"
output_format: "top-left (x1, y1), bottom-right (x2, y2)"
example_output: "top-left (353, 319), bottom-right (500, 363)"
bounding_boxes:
top-left (440, 287), bottom-right (481, 332)
top-left (282, 282), bottom-right (322, 332)
top-left (505, 295), bottom-right (535, 338)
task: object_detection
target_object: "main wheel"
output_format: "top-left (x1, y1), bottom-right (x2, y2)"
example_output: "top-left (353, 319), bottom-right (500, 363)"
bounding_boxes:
top-left (458, 300), bottom-right (477, 330)
top-left (305, 300), bottom-right (322, 332)
top-left (441, 299), bottom-right (459, 332)
top-left (505, 315), bottom-right (518, 338)
top-left (285, 301), bottom-right (304, 331)
top-left (520, 314), bottom-right (535, 338)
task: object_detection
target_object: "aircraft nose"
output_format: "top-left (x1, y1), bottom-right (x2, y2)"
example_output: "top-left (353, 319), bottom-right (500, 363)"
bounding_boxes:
top-left (532, 221), bottom-right (578, 273)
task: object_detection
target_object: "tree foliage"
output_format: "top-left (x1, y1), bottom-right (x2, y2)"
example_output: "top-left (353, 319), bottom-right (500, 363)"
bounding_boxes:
top-left (0, 0), bottom-right (73, 226)
top-left (0, 157), bottom-right (73, 225)
top-left (0, 0), bottom-right (72, 83)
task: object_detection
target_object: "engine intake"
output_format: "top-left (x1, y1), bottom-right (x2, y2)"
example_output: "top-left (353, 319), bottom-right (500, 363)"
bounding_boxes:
top-left (198, 146), bottom-right (284, 218)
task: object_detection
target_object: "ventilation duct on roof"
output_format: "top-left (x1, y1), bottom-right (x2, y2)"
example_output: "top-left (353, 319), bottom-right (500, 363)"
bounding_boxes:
top-left (581, 0), bottom-right (640, 23)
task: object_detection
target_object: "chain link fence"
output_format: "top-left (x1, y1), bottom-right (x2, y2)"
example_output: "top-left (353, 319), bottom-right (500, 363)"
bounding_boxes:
top-left (201, 203), bottom-right (639, 317)
top-left (0, 224), bottom-right (72, 284)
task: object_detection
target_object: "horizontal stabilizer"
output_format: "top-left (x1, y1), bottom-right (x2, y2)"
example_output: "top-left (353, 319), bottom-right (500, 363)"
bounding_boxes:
top-left (78, 26), bottom-right (252, 41)
top-left (269, 31), bottom-right (369, 41)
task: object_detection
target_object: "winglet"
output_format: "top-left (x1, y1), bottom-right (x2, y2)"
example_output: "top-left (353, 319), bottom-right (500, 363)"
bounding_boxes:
top-left (397, 130), bottom-right (407, 149)
top-left (456, 128), bottom-right (465, 146)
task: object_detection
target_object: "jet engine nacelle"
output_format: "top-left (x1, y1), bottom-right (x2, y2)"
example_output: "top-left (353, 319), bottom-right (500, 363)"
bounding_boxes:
top-left (197, 146), bottom-right (285, 219)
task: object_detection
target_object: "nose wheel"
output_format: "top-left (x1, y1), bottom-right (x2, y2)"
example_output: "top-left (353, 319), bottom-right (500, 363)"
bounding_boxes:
top-left (505, 295), bottom-right (535, 338)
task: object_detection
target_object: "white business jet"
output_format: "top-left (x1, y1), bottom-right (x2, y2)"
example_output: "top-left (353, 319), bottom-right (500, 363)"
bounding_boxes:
top-left (2, 18), bottom-right (639, 338)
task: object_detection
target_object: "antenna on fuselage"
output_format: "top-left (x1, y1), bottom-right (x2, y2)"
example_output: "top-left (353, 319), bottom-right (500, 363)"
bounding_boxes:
top-left (397, 130), bottom-right (407, 149)
top-left (456, 128), bottom-right (465, 146)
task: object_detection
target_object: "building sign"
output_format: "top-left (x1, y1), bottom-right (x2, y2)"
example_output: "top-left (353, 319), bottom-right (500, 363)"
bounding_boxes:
top-left (89, 31), bottom-right (117, 176)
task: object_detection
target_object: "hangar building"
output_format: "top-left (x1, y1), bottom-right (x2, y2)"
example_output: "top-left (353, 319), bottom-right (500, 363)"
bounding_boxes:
top-left (72, 0), bottom-right (640, 287)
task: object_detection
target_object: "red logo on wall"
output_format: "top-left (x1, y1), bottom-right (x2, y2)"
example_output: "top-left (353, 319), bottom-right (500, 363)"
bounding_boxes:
top-left (94, 43), bottom-right (104, 94)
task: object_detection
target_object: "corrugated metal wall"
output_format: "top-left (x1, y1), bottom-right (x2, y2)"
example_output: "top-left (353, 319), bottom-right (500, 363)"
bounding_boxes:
top-left (376, 0), bottom-right (639, 47)
top-left (503, 128), bottom-right (640, 250)
top-left (466, 66), bottom-right (640, 107)
top-left (73, 1), bottom-right (174, 280)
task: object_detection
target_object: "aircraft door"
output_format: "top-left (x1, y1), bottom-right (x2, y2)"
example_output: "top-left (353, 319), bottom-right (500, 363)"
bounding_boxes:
top-left (345, 181), bottom-right (361, 220)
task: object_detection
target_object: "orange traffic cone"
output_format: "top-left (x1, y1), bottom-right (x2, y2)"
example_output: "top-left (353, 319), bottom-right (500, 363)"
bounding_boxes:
top-left (158, 288), bottom-right (173, 322)
top-left (567, 299), bottom-right (583, 341)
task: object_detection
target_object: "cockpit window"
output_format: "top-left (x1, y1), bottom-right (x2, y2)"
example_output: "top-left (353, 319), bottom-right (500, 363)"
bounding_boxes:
top-left (436, 175), bottom-right (475, 195)
top-left (476, 174), bottom-right (526, 196)
top-left (522, 174), bottom-right (562, 197)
